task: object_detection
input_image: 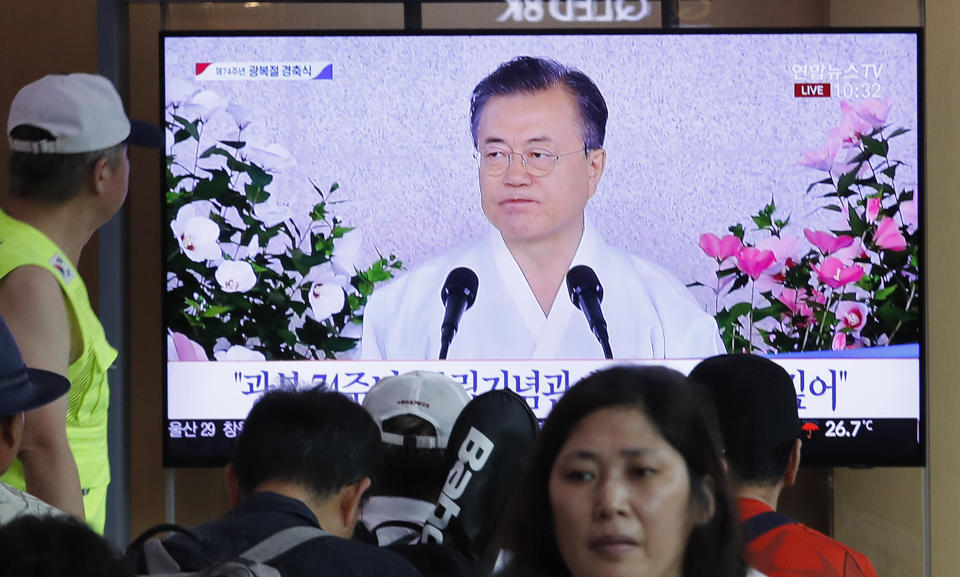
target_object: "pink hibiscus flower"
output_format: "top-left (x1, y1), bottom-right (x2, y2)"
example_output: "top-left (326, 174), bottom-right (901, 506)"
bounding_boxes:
top-left (829, 101), bottom-right (875, 145)
top-left (832, 332), bottom-right (849, 351)
top-left (778, 288), bottom-right (815, 321)
top-left (874, 217), bottom-right (907, 251)
top-left (900, 197), bottom-right (919, 234)
top-left (866, 198), bottom-right (882, 223)
top-left (835, 301), bottom-right (869, 334)
top-left (812, 257), bottom-right (865, 289)
top-left (735, 247), bottom-right (777, 281)
top-left (852, 98), bottom-right (893, 130)
top-left (798, 138), bottom-right (840, 172)
top-left (804, 229), bottom-right (855, 255)
top-left (698, 233), bottom-right (742, 262)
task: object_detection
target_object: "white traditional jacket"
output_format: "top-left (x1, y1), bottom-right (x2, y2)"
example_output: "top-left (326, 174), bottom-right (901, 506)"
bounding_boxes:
top-left (360, 222), bottom-right (723, 361)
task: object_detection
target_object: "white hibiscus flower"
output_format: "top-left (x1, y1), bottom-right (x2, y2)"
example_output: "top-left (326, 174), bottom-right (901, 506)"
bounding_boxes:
top-left (171, 204), bottom-right (221, 262)
top-left (215, 261), bottom-right (257, 293)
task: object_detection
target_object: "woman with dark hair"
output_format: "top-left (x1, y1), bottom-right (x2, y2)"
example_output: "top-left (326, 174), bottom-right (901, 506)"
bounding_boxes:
top-left (498, 365), bottom-right (753, 577)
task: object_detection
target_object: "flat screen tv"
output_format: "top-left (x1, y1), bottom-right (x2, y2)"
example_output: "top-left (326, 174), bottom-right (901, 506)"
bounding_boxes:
top-left (161, 29), bottom-right (923, 467)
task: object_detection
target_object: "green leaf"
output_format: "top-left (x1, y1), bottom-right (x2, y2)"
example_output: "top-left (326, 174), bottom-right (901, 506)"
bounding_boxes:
top-left (861, 134), bottom-right (889, 157)
top-left (887, 127), bottom-right (910, 139)
top-left (247, 163), bottom-right (273, 189)
top-left (220, 140), bottom-right (246, 150)
top-left (874, 285), bottom-right (898, 302)
top-left (172, 115), bottom-right (200, 139)
top-left (245, 183), bottom-right (271, 204)
top-left (310, 202), bottom-right (327, 222)
top-left (174, 129), bottom-right (194, 144)
top-left (201, 305), bottom-right (233, 318)
top-left (730, 274), bottom-right (750, 292)
top-left (848, 203), bottom-right (868, 236)
top-left (806, 177), bottom-right (834, 194)
top-left (752, 213), bottom-right (772, 230)
top-left (836, 169), bottom-right (857, 197)
top-left (193, 170), bottom-right (232, 200)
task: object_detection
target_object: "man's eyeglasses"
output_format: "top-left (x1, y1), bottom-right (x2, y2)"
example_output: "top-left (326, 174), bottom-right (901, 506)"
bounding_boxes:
top-left (475, 146), bottom-right (587, 177)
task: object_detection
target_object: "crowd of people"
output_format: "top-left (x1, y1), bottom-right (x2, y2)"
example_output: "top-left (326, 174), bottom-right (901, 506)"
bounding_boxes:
top-left (0, 64), bottom-right (877, 577)
top-left (1, 303), bottom-right (877, 576)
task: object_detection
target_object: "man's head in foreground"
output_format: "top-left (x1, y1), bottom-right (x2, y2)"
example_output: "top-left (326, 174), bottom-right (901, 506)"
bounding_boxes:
top-left (362, 370), bottom-right (470, 501)
top-left (689, 353), bottom-right (802, 497)
top-left (227, 386), bottom-right (382, 538)
top-left (470, 56), bottom-right (608, 249)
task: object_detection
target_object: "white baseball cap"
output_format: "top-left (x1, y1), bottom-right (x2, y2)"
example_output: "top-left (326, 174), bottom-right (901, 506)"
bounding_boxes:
top-left (7, 73), bottom-right (160, 154)
top-left (362, 370), bottom-right (471, 449)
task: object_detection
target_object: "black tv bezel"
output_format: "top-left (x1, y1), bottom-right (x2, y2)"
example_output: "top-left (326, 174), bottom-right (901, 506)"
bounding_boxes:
top-left (159, 26), bottom-right (925, 469)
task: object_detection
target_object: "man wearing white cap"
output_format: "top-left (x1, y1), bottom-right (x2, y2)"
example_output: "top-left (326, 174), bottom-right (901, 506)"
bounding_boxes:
top-left (0, 73), bottom-right (159, 532)
top-left (359, 370), bottom-right (471, 547)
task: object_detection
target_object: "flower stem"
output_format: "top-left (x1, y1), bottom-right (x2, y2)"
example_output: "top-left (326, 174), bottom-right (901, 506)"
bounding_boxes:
top-left (816, 292), bottom-right (835, 349)
top-left (747, 282), bottom-right (755, 353)
top-left (887, 282), bottom-right (916, 344)
top-left (193, 121), bottom-right (205, 176)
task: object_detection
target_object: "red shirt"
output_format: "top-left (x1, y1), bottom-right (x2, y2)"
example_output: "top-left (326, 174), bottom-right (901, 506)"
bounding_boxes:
top-left (739, 498), bottom-right (879, 577)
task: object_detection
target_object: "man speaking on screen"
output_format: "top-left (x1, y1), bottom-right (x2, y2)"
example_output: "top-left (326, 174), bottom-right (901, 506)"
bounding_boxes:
top-left (360, 56), bottom-right (723, 360)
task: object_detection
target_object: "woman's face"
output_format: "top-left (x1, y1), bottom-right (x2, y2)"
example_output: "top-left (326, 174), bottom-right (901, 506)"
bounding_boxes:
top-left (549, 406), bottom-right (704, 577)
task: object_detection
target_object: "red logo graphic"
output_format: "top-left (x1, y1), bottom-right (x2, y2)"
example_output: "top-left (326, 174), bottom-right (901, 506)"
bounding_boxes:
top-left (196, 62), bottom-right (212, 75)
top-left (795, 83), bottom-right (831, 98)
top-left (802, 422), bottom-right (820, 438)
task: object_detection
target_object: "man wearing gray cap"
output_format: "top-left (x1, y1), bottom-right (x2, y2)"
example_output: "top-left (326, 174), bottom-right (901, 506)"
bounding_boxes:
top-left (0, 73), bottom-right (159, 532)
top-left (0, 315), bottom-right (71, 523)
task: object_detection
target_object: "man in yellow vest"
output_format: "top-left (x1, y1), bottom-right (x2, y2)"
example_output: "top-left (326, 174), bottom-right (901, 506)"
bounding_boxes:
top-left (0, 73), bottom-right (159, 532)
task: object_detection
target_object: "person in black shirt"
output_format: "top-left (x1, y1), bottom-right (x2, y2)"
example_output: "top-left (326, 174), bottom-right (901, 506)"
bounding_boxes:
top-left (160, 387), bottom-right (421, 577)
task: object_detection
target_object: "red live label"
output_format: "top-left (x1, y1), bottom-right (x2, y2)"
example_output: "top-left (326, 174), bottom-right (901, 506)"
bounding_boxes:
top-left (795, 83), bottom-right (831, 98)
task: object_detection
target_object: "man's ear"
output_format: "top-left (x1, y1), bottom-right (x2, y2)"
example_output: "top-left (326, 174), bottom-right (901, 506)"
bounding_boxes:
top-left (783, 439), bottom-right (802, 487)
top-left (586, 148), bottom-right (606, 199)
top-left (89, 155), bottom-right (114, 196)
top-left (224, 463), bottom-right (243, 508)
top-left (0, 414), bottom-right (24, 473)
top-left (338, 477), bottom-right (372, 534)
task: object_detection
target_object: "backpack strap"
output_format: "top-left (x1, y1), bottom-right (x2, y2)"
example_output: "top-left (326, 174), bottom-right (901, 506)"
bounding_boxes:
top-left (741, 511), bottom-right (794, 543)
top-left (126, 522), bottom-right (215, 575)
top-left (238, 526), bottom-right (331, 564)
top-left (142, 537), bottom-right (185, 574)
top-left (370, 520), bottom-right (425, 547)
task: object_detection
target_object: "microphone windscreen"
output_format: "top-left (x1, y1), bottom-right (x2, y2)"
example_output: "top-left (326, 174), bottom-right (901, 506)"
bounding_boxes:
top-left (441, 267), bottom-right (479, 308)
top-left (566, 264), bottom-right (604, 309)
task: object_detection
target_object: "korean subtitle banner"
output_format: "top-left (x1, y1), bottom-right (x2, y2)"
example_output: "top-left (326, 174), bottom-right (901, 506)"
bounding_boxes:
top-left (167, 358), bottom-right (919, 422)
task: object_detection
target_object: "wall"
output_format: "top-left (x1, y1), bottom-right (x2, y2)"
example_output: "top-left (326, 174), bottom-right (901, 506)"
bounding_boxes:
top-left (920, 3), bottom-right (960, 577)
top-left (0, 0), bottom-right (100, 290)
top-left (3, 2), bottom-right (957, 575)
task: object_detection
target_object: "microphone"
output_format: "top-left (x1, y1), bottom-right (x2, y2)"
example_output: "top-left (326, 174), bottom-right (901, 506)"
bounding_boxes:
top-left (566, 265), bottom-right (613, 359)
top-left (439, 267), bottom-right (479, 359)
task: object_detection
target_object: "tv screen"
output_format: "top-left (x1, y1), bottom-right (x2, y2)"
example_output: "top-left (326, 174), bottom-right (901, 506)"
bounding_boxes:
top-left (161, 29), bottom-right (923, 467)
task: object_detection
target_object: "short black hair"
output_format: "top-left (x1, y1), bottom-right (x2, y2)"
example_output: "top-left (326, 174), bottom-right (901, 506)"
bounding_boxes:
top-left (689, 354), bottom-right (802, 486)
top-left (0, 515), bottom-right (132, 577)
top-left (500, 366), bottom-right (744, 577)
top-left (8, 125), bottom-right (126, 201)
top-left (375, 415), bottom-right (447, 502)
top-left (233, 386), bottom-right (382, 501)
top-left (470, 56), bottom-right (608, 152)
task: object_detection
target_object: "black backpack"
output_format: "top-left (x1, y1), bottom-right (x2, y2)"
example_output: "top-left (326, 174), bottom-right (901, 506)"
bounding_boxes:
top-left (127, 523), bottom-right (330, 577)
